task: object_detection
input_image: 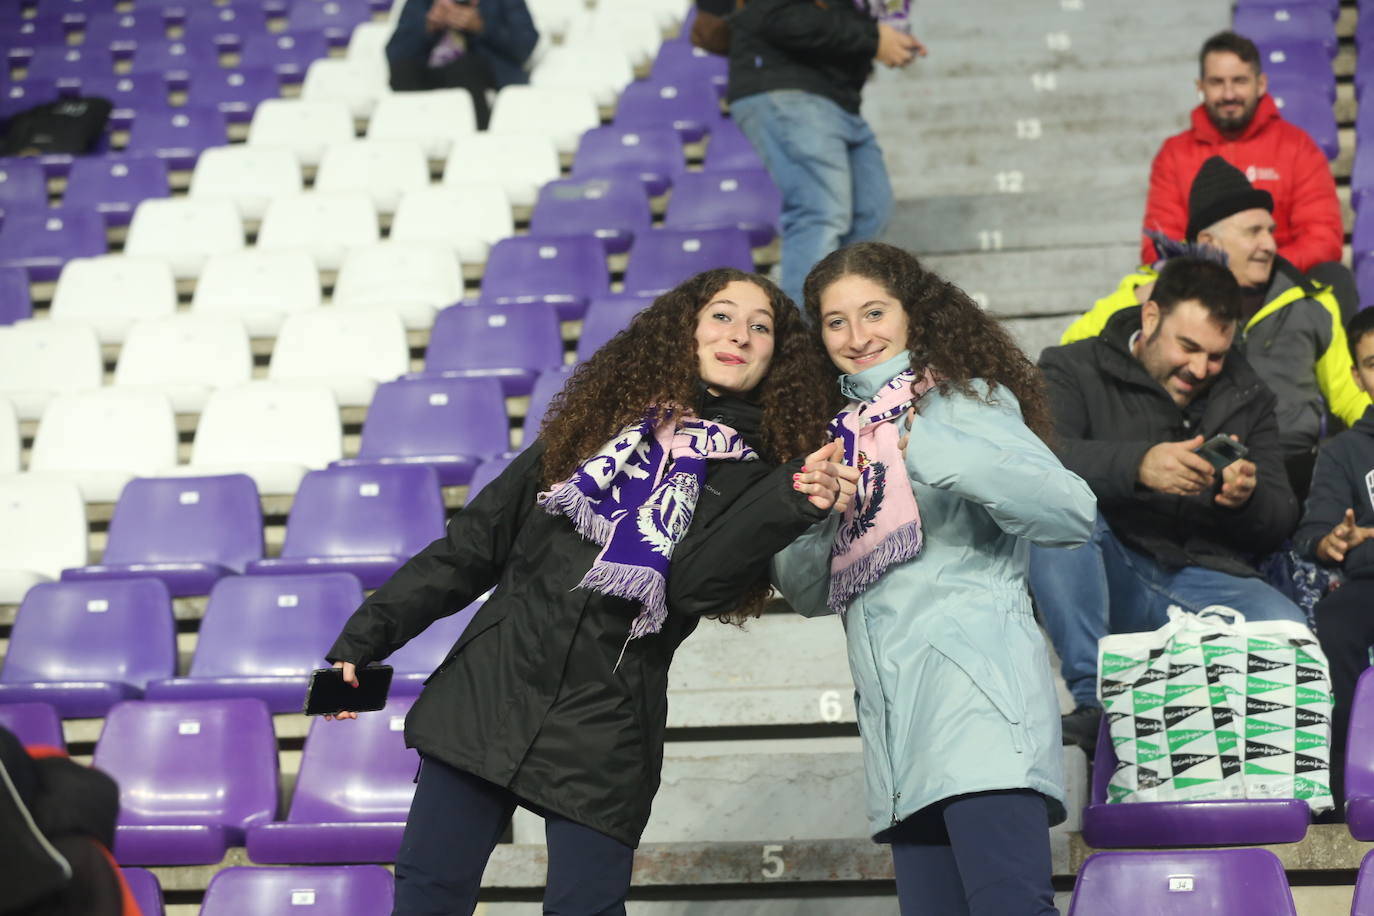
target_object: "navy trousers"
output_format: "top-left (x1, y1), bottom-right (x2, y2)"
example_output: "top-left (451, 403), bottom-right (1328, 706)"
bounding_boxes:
top-left (392, 756), bottom-right (635, 916)
top-left (888, 789), bottom-right (1058, 916)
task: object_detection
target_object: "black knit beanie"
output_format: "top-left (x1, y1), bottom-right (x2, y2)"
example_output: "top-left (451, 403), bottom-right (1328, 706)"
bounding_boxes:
top-left (1186, 155), bottom-right (1274, 241)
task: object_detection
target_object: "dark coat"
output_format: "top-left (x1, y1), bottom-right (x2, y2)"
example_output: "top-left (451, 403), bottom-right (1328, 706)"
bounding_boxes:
top-left (1296, 406), bottom-right (1374, 579)
top-left (725, 0), bottom-right (879, 114)
top-left (1037, 307), bottom-right (1299, 578)
top-left (388, 0), bottom-right (539, 89)
top-left (327, 398), bottom-right (825, 847)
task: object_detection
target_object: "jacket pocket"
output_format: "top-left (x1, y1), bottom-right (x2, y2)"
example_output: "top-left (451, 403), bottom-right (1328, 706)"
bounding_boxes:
top-left (423, 608), bottom-right (505, 685)
top-left (926, 614), bottom-right (1026, 749)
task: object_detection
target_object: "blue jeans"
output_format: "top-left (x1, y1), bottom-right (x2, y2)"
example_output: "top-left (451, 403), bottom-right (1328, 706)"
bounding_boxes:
top-left (1029, 513), bottom-right (1308, 709)
top-left (730, 89), bottom-right (893, 307)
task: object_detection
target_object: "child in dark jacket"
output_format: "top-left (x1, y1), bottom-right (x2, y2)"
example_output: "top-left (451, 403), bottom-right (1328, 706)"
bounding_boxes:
top-left (1297, 306), bottom-right (1374, 813)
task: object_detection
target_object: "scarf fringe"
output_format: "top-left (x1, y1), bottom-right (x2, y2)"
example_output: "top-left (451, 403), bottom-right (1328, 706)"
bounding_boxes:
top-left (828, 521), bottom-right (923, 614)
top-left (539, 482), bottom-right (617, 545)
top-left (578, 561), bottom-right (669, 638)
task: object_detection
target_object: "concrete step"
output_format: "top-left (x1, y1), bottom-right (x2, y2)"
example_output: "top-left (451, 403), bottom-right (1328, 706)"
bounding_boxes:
top-left (887, 161), bottom-right (1147, 199)
top-left (898, 30), bottom-right (1200, 79)
top-left (872, 61), bottom-right (1201, 107)
top-left (921, 244), bottom-right (1138, 318)
top-left (1002, 316), bottom-right (1078, 363)
top-left (916, 1), bottom-right (1228, 38)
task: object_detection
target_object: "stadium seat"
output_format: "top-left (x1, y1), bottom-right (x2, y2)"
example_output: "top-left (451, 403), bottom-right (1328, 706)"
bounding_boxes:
top-left (180, 382), bottom-right (342, 496)
top-left (246, 695), bottom-right (419, 863)
top-left (96, 698), bottom-right (278, 866)
top-left (333, 376), bottom-right (509, 485)
top-left (49, 254), bottom-right (177, 344)
top-left (664, 168), bottom-right (782, 247)
top-left (120, 868), bottom-right (165, 916)
top-left (314, 139), bottom-right (430, 216)
top-left (389, 185), bottom-right (513, 266)
top-left (529, 41), bottom-right (635, 109)
top-left (188, 145), bottom-right (304, 223)
top-left (367, 88), bottom-right (477, 160)
top-left (574, 296), bottom-right (650, 362)
top-left (268, 309), bottom-right (409, 407)
top-left (613, 80), bottom-right (722, 144)
top-left (384, 598), bottom-right (483, 689)
top-left (301, 56), bottom-right (388, 120)
top-left (0, 702), bottom-right (65, 751)
top-left (422, 303), bottom-right (565, 397)
top-left (571, 125), bottom-right (685, 197)
top-left (187, 67), bottom-right (283, 123)
top-left (1344, 667), bottom-right (1374, 839)
top-left (0, 578), bottom-right (175, 717)
top-left (61, 156), bottom-right (170, 227)
top-left (61, 474), bottom-right (263, 597)
top-left (444, 131), bottom-right (560, 209)
top-left (529, 176), bottom-right (652, 256)
top-left (124, 197), bottom-right (245, 281)
top-left (703, 117), bottom-right (764, 171)
top-left (25, 45), bottom-right (115, 86)
top-left (563, 4), bottom-right (661, 72)
top-left (1235, 6), bottom-right (1337, 57)
top-left (1270, 87), bottom-right (1337, 160)
top-left (0, 319), bottom-right (102, 420)
top-left (479, 233), bottom-right (609, 320)
top-left (248, 98), bottom-right (356, 168)
top-left (28, 390), bottom-right (178, 503)
top-left (332, 241), bottom-right (463, 329)
top-left (0, 207), bottom-right (107, 283)
top-left (0, 398), bottom-right (17, 474)
top-left (0, 81), bottom-right (60, 126)
top-left (288, 0), bottom-right (373, 45)
top-left (524, 0), bottom-right (577, 40)
top-left (488, 85), bottom-right (600, 156)
top-left (602, 0), bottom-right (685, 33)
top-left (346, 19), bottom-right (396, 67)
top-left (112, 314), bottom-right (254, 412)
top-left (181, 3), bottom-right (272, 50)
top-left (237, 29), bottom-right (331, 83)
top-left (4, 17), bottom-right (69, 66)
top-left (1068, 849), bottom-right (1296, 915)
top-left (123, 104), bottom-right (230, 171)
top-left (145, 572), bottom-right (362, 711)
top-left (0, 160), bottom-right (49, 213)
top-left (75, 73), bottom-right (171, 130)
top-left (467, 453), bottom-right (515, 496)
top-left (245, 464), bottom-right (446, 588)
top-left (1355, 848), bottom-right (1374, 916)
top-left (652, 38), bottom-right (728, 100)
top-left (191, 249), bottom-right (322, 337)
top-left (199, 865), bottom-right (393, 915)
top-left (521, 365), bottom-right (573, 445)
top-left (128, 37), bottom-right (221, 91)
top-left (621, 228), bottom-right (754, 297)
top-left (0, 478), bottom-right (87, 603)
top-left (256, 191), bottom-right (380, 272)
top-left (1263, 41), bottom-right (1336, 103)
top-left (0, 266), bottom-right (33, 325)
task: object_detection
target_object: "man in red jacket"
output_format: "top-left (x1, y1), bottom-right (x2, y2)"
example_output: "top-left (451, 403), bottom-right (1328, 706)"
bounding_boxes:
top-left (1141, 31), bottom-right (1352, 316)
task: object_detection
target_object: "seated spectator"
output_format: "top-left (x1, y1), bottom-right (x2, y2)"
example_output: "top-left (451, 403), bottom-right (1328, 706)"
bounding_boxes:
top-left (1141, 31), bottom-right (1354, 318)
top-left (1031, 257), bottom-right (1307, 751)
top-left (1064, 156), bottom-right (1369, 500)
top-left (387, 0), bottom-right (539, 130)
top-left (1296, 307), bottom-right (1374, 811)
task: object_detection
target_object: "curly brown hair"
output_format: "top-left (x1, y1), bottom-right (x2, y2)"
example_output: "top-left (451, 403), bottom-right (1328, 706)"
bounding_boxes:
top-left (802, 242), bottom-right (1055, 443)
top-left (539, 267), bottom-right (841, 621)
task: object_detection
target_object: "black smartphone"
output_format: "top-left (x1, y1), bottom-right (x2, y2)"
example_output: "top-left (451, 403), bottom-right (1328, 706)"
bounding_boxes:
top-left (1194, 434), bottom-right (1249, 472)
top-left (303, 665), bottom-right (394, 716)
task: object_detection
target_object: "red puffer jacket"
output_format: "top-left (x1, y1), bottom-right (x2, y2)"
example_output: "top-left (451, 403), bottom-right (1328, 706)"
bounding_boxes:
top-left (1141, 93), bottom-right (1342, 273)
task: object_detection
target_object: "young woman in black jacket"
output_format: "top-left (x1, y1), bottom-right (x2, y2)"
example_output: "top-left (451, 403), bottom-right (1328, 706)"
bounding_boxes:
top-left (324, 268), bottom-right (852, 915)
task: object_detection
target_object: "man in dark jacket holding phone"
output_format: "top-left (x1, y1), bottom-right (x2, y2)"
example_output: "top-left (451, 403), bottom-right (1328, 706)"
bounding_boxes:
top-left (1029, 256), bottom-right (1307, 751)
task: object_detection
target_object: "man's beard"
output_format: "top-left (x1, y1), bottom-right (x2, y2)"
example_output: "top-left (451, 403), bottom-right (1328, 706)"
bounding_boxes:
top-left (1208, 99), bottom-right (1257, 133)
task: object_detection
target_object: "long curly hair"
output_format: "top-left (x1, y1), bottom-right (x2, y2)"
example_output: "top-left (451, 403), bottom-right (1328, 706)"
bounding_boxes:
top-left (802, 242), bottom-right (1055, 443)
top-left (539, 267), bottom-right (841, 622)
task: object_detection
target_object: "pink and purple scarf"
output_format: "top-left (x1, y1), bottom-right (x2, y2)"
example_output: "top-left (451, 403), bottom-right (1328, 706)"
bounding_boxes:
top-left (825, 369), bottom-right (937, 613)
top-left (538, 409), bottom-right (757, 640)
top-left (855, 0), bottom-right (911, 26)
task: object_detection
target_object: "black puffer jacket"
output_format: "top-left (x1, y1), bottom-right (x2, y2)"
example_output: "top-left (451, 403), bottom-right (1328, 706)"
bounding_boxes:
top-left (327, 394), bottom-right (826, 847)
top-left (1038, 307), bottom-right (1298, 578)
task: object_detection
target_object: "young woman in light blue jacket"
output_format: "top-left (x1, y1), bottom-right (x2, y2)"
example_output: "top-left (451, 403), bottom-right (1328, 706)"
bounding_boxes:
top-left (773, 242), bottom-right (1098, 915)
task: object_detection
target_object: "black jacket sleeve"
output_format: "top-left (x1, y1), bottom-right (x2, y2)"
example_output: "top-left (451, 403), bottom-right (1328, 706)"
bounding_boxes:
top-left (473, 0), bottom-right (539, 73)
top-left (1209, 388), bottom-right (1299, 556)
top-left (667, 459), bottom-right (827, 616)
top-left (730, 0), bottom-right (879, 60)
top-left (1296, 441), bottom-right (1348, 563)
top-left (326, 443), bottom-right (545, 667)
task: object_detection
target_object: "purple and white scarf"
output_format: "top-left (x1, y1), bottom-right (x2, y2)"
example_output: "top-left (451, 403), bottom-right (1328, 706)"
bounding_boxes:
top-left (825, 368), bottom-right (937, 613)
top-left (854, 0), bottom-right (911, 26)
top-left (538, 409), bottom-right (757, 641)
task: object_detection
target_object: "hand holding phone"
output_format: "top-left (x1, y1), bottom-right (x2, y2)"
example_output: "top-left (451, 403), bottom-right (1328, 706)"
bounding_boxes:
top-left (1193, 433), bottom-right (1248, 472)
top-left (305, 663), bottom-right (393, 717)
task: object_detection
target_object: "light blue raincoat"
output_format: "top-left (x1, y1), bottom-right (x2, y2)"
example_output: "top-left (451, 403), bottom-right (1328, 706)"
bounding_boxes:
top-left (773, 352), bottom-right (1097, 837)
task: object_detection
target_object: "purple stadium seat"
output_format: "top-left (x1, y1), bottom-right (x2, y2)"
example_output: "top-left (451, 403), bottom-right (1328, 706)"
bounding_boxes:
top-left (75, 73), bottom-right (171, 130)
top-left (1235, 6), bottom-right (1337, 57)
top-left (529, 177), bottom-right (652, 256)
top-left (0, 267), bottom-right (32, 325)
top-left (1352, 207), bottom-right (1374, 273)
top-left (1261, 41), bottom-right (1337, 103)
top-left (96, 698), bottom-right (278, 866)
top-left (421, 302), bottom-right (566, 397)
top-left (200, 865), bottom-right (394, 914)
top-left (181, 3), bottom-right (272, 52)
top-left (621, 227), bottom-right (754, 298)
top-left (333, 376), bottom-right (510, 486)
top-left (61, 155), bottom-right (170, 227)
top-left (651, 38), bottom-right (727, 100)
top-left (1236, 0), bottom-right (1337, 19)
top-left (121, 868), bottom-right (165, 916)
top-left (0, 702), bottom-right (66, 750)
top-left (1082, 716), bottom-right (1310, 847)
top-left (1356, 848), bottom-right (1374, 916)
top-left (1269, 87), bottom-right (1337, 160)
top-left (80, 11), bottom-right (168, 58)
top-left (703, 118), bottom-right (763, 171)
top-left (4, 18), bottom-right (69, 68)
top-left (2, 79), bottom-right (61, 123)
top-left (246, 695), bottom-right (419, 863)
top-left (145, 573), bottom-right (363, 712)
top-left (478, 233), bottom-right (610, 321)
top-left (1068, 849), bottom-right (1296, 915)
top-left (521, 365), bottom-right (574, 443)
top-left (246, 465), bottom-right (447, 589)
top-left (0, 159), bottom-right (48, 213)
top-left (23, 45), bottom-right (114, 87)
top-left (34, 0), bottom-right (95, 26)
top-left (0, 579), bottom-right (176, 718)
top-left (188, 67), bottom-right (282, 123)
top-left (61, 474), bottom-right (263, 597)
top-left (237, 29), bottom-right (330, 82)
top-left (571, 125), bottom-right (685, 197)
top-left (385, 599), bottom-right (482, 691)
top-left (613, 80), bottom-right (722, 144)
top-left (1359, 260), bottom-right (1374, 313)
top-left (1344, 667), bottom-right (1374, 838)
top-left (0, 206), bottom-right (106, 283)
top-left (468, 454), bottom-right (515, 494)
top-left (575, 296), bottom-right (650, 362)
top-left (664, 168), bottom-right (781, 248)
top-left (129, 38), bottom-right (223, 91)
top-left (124, 104), bottom-right (229, 171)
top-left (287, 0), bottom-right (372, 46)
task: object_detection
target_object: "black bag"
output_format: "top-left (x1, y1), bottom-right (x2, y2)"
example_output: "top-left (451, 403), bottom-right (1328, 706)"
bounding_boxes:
top-left (0, 97), bottom-right (112, 157)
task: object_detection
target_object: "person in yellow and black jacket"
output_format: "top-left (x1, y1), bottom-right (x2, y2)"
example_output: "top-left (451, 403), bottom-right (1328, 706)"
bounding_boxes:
top-left (1061, 156), bottom-right (1369, 500)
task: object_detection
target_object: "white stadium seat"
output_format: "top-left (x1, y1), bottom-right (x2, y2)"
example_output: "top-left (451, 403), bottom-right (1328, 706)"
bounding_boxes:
top-left (268, 309), bottom-right (410, 408)
top-left (27, 389), bottom-right (178, 502)
top-left (488, 85), bottom-right (601, 156)
top-left (332, 242), bottom-right (464, 330)
top-left (248, 98), bottom-right (356, 169)
top-left (0, 398), bottom-right (18, 474)
top-left (0, 320), bottom-right (102, 421)
top-left (367, 89), bottom-right (477, 161)
top-left (124, 198), bottom-right (245, 281)
top-left (192, 249), bottom-right (323, 338)
top-left (49, 255), bottom-right (178, 344)
top-left (314, 139), bottom-right (430, 216)
top-left (301, 57), bottom-right (389, 121)
top-left (443, 132), bottom-right (560, 209)
top-left (0, 477), bottom-right (87, 603)
top-left (113, 314), bottom-right (254, 413)
top-left (256, 191), bottom-right (380, 273)
top-left (530, 41), bottom-right (636, 110)
top-left (525, 0), bottom-right (577, 40)
top-left (189, 145), bottom-right (304, 223)
top-left (389, 185), bottom-right (513, 265)
top-left (565, 5), bottom-right (663, 72)
top-left (347, 20), bottom-right (395, 69)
